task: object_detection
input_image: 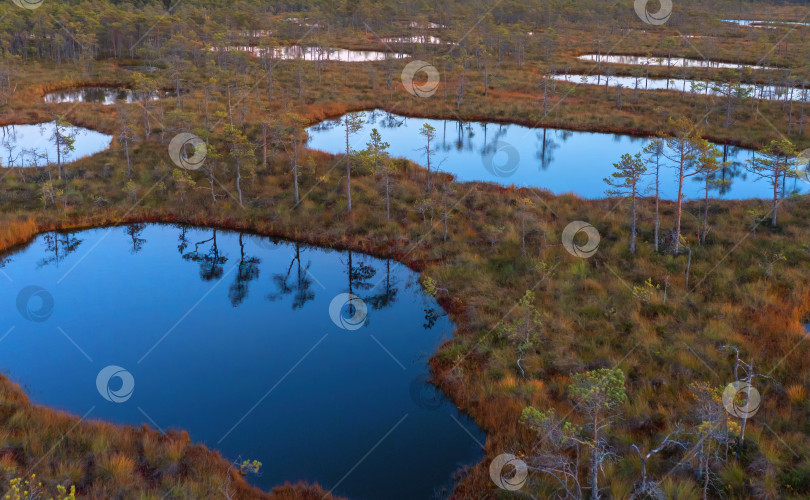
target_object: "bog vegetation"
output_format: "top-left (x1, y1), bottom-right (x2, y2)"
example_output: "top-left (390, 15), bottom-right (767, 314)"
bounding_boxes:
top-left (1, 0), bottom-right (810, 498)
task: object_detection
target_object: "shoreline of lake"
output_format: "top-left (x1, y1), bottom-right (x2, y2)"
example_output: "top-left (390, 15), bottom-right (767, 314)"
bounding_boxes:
top-left (305, 109), bottom-right (806, 200)
top-left (0, 222), bottom-right (486, 500)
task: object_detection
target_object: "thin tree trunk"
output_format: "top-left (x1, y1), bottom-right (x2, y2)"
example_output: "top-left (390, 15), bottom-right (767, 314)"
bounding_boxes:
top-left (702, 179), bottom-right (710, 244)
top-left (55, 123), bottom-right (63, 180)
top-left (124, 139), bottom-right (131, 177)
top-left (703, 440), bottom-right (710, 500)
top-left (654, 164), bottom-right (660, 252)
top-left (293, 139), bottom-right (300, 204)
top-left (675, 161), bottom-right (685, 256)
top-left (385, 171), bottom-right (390, 220)
top-left (262, 124), bottom-right (268, 170)
top-left (772, 169), bottom-right (779, 226)
top-left (630, 192), bottom-right (636, 254)
top-left (346, 121), bottom-right (352, 212)
top-left (685, 245), bottom-right (692, 288)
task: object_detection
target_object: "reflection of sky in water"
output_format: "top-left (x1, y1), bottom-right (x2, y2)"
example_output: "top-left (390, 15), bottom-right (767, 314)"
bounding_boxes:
top-left (578, 54), bottom-right (776, 70)
top-left (723, 19), bottom-right (809, 27)
top-left (220, 45), bottom-right (408, 61)
top-left (0, 224), bottom-right (484, 500)
top-left (307, 110), bottom-right (808, 200)
top-left (44, 87), bottom-right (168, 105)
top-left (552, 74), bottom-right (809, 102)
top-left (0, 122), bottom-right (112, 167)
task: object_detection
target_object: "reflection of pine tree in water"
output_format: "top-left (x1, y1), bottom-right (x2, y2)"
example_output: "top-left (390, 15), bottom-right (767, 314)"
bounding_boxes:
top-left (439, 120), bottom-right (451, 153)
top-left (536, 128), bottom-right (561, 171)
top-left (346, 250), bottom-right (377, 324)
top-left (423, 307), bottom-right (443, 330)
top-left (268, 242), bottom-right (315, 309)
top-left (228, 234), bottom-right (261, 307)
top-left (479, 123), bottom-right (508, 158)
top-left (715, 144), bottom-right (747, 196)
top-left (37, 232), bottom-right (82, 267)
top-left (308, 118), bottom-right (341, 133)
top-left (176, 225), bottom-right (190, 255)
top-left (345, 250), bottom-right (376, 295)
top-left (125, 223), bottom-right (147, 253)
top-left (380, 112), bottom-right (405, 129)
top-left (452, 121), bottom-right (474, 152)
top-left (340, 251), bottom-right (377, 321)
top-left (182, 229), bottom-right (228, 281)
top-left (365, 259), bottom-right (399, 310)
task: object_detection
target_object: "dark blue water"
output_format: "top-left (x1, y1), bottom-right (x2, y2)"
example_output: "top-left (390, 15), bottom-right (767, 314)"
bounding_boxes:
top-left (306, 110), bottom-right (809, 200)
top-left (0, 224), bottom-right (484, 500)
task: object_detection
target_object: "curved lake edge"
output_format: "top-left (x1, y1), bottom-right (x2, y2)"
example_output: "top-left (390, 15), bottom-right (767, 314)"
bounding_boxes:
top-left (40, 82), bottom-right (181, 100)
top-left (551, 70), bottom-right (808, 102)
top-left (0, 121), bottom-right (115, 168)
top-left (6, 100), bottom-right (768, 152)
top-left (0, 376), bottom-right (316, 498)
top-left (574, 52), bottom-right (788, 70)
top-left (308, 106), bottom-right (769, 161)
top-left (0, 118), bottom-right (117, 138)
top-left (0, 219), bottom-right (488, 498)
top-left (40, 81), bottom-right (133, 94)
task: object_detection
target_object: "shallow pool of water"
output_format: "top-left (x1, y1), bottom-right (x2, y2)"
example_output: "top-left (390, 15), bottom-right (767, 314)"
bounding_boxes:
top-left (221, 45), bottom-right (408, 62)
top-left (552, 74), bottom-right (808, 102)
top-left (380, 36), bottom-right (444, 45)
top-left (723, 19), bottom-right (809, 27)
top-left (0, 122), bottom-right (112, 168)
top-left (44, 87), bottom-right (171, 105)
top-left (0, 224), bottom-right (484, 500)
top-left (578, 54), bottom-right (776, 71)
top-left (306, 110), bottom-right (809, 200)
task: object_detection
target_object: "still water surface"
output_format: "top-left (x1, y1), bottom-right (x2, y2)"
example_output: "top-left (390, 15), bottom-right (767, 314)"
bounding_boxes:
top-left (44, 87), bottom-right (172, 105)
top-left (0, 122), bottom-right (112, 167)
top-left (552, 74), bottom-right (808, 102)
top-left (578, 54), bottom-right (776, 70)
top-left (306, 110), bottom-right (808, 200)
top-left (0, 224), bottom-right (484, 500)
top-left (221, 45), bottom-right (408, 61)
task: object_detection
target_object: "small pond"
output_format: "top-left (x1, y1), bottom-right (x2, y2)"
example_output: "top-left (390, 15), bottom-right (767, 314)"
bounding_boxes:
top-left (221, 45), bottom-right (408, 62)
top-left (578, 54), bottom-right (776, 71)
top-left (551, 73), bottom-right (809, 102)
top-left (0, 224), bottom-right (484, 500)
top-left (306, 110), bottom-right (809, 200)
top-left (44, 87), bottom-right (172, 105)
top-left (723, 19), bottom-right (809, 27)
top-left (380, 36), bottom-right (444, 45)
top-left (0, 122), bottom-right (112, 168)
